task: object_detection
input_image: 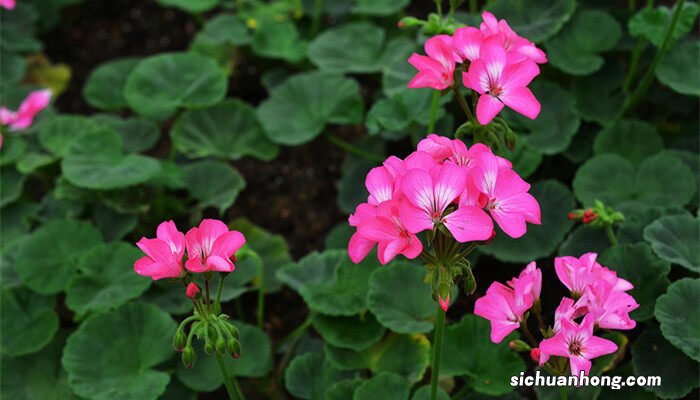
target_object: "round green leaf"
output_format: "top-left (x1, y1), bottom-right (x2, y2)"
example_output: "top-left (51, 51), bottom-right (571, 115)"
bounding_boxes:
top-left (440, 315), bottom-right (525, 396)
top-left (412, 384), bottom-right (450, 400)
top-left (142, 280), bottom-right (193, 316)
top-left (66, 242), bottom-right (151, 315)
top-left (257, 71), bottom-right (363, 146)
top-left (182, 160), bottom-right (246, 214)
top-left (559, 226), bottom-right (610, 257)
top-left (93, 202), bottom-right (138, 241)
top-left (353, 372), bottom-right (409, 400)
top-left (91, 114), bottom-right (160, 153)
top-left (367, 262), bottom-right (434, 334)
top-left (195, 14), bottom-right (250, 46)
top-left (632, 328), bottom-right (700, 399)
top-left (485, 0), bottom-right (576, 42)
top-left (63, 302), bottom-right (176, 400)
top-left (617, 205), bottom-right (690, 244)
top-left (572, 61), bottom-right (625, 124)
top-left (338, 158), bottom-right (376, 214)
top-left (502, 80), bottom-right (580, 155)
top-left (83, 58), bottom-right (139, 110)
top-left (629, 2), bottom-right (699, 47)
top-left (124, 52), bottom-right (227, 120)
top-left (503, 139), bottom-right (542, 179)
top-left (313, 313), bottom-right (386, 351)
top-left (326, 378), bottom-right (364, 400)
top-left (573, 153), bottom-right (697, 208)
top-left (593, 119), bottom-right (663, 164)
top-left (309, 22), bottom-right (386, 73)
top-left (1, 333), bottom-right (78, 399)
top-left (251, 19), bottom-right (307, 63)
top-left (382, 50), bottom-right (419, 97)
top-left (284, 351), bottom-right (351, 399)
top-left (599, 243), bottom-right (670, 321)
top-left (546, 10), bottom-right (621, 75)
top-left (655, 278), bottom-right (700, 362)
top-left (644, 214), bottom-right (700, 272)
top-left (172, 99), bottom-right (279, 161)
top-left (15, 219), bottom-right (102, 294)
top-left (176, 320), bottom-right (272, 391)
top-left (0, 288), bottom-right (58, 356)
top-left (38, 115), bottom-right (103, 157)
top-left (276, 250), bottom-right (375, 316)
top-left (657, 40), bottom-right (700, 97)
top-left (0, 50), bottom-right (26, 85)
top-left (0, 167), bottom-right (25, 208)
top-left (156, 0), bottom-right (218, 13)
top-left (353, 0), bottom-right (409, 15)
top-left (480, 180), bottom-right (575, 263)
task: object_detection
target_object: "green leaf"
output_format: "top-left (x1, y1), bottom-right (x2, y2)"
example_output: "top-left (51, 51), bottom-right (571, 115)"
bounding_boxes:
top-left (326, 378), bottom-right (364, 400)
top-left (176, 320), bottom-right (273, 391)
top-left (1, 333), bottom-right (78, 399)
top-left (257, 71), bottom-right (363, 145)
top-left (366, 89), bottom-right (449, 139)
top-left (644, 214), bottom-right (700, 273)
top-left (559, 225), bottom-right (610, 257)
top-left (629, 2), bottom-right (699, 47)
top-left (573, 153), bottom-right (697, 208)
top-left (617, 205), bottom-right (689, 244)
top-left (309, 22), bottom-right (392, 73)
top-left (82, 58), bottom-right (140, 110)
top-left (251, 18), bottom-right (307, 63)
top-left (0, 50), bottom-right (27, 86)
top-left (17, 151), bottom-right (57, 174)
top-left (351, 0), bottom-right (409, 16)
top-left (480, 180), bottom-right (575, 263)
top-left (93, 203), bottom-right (138, 241)
top-left (367, 261), bottom-right (434, 334)
top-left (485, 0), bottom-right (576, 42)
top-left (142, 280), bottom-right (193, 316)
top-left (91, 114), bottom-right (160, 153)
top-left (0, 3), bottom-right (41, 53)
top-left (38, 115), bottom-right (103, 157)
top-left (656, 40), bottom-right (700, 97)
top-left (156, 0), bottom-right (218, 13)
top-left (546, 9), bottom-right (621, 75)
top-left (338, 158), bottom-right (376, 214)
top-left (63, 302), bottom-right (176, 400)
top-left (194, 14), bottom-right (251, 46)
top-left (0, 167), bottom-right (25, 208)
top-left (172, 99), bottom-right (279, 161)
top-left (599, 243), bottom-right (670, 321)
top-left (440, 315), bottom-right (525, 396)
top-left (62, 130), bottom-right (161, 190)
top-left (502, 80), bottom-right (580, 155)
top-left (182, 160), bottom-right (246, 214)
top-left (655, 278), bottom-right (700, 362)
top-left (503, 139), bottom-right (542, 179)
top-left (571, 61), bottom-right (625, 124)
top-left (276, 250), bottom-right (376, 316)
top-left (15, 219), bottom-right (102, 294)
top-left (411, 384), bottom-right (450, 400)
top-left (65, 242), bottom-right (151, 315)
top-left (593, 119), bottom-right (663, 164)
top-left (382, 50), bottom-right (419, 97)
top-left (313, 313), bottom-right (386, 351)
top-left (632, 328), bottom-right (700, 399)
top-left (285, 351), bottom-right (351, 399)
top-left (0, 288), bottom-right (58, 356)
top-left (598, 363), bottom-right (655, 400)
top-left (353, 372), bottom-right (409, 400)
top-left (124, 52), bottom-right (227, 120)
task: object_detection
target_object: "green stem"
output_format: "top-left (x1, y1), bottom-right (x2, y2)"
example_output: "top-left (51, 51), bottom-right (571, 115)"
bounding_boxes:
top-left (452, 86), bottom-right (478, 126)
top-left (604, 224), bottom-right (619, 246)
top-left (427, 90), bottom-right (441, 134)
top-left (620, 0), bottom-right (685, 117)
top-left (430, 304), bottom-right (446, 400)
top-left (215, 352), bottom-right (245, 400)
top-left (276, 312), bottom-right (315, 350)
top-left (324, 133), bottom-right (385, 162)
top-left (256, 259), bottom-right (265, 329)
top-left (520, 321), bottom-right (538, 347)
top-left (310, 0), bottom-right (323, 36)
top-left (622, 0), bottom-right (655, 93)
top-left (435, 0), bottom-right (443, 16)
top-left (559, 386), bottom-right (568, 400)
top-left (205, 279), bottom-right (212, 311)
top-left (193, 299), bottom-right (208, 321)
top-left (215, 273), bottom-right (226, 310)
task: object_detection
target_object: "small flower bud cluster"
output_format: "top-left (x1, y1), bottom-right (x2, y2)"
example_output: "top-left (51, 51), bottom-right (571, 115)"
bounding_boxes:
top-left (175, 314), bottom-right (242, 368)
top-left (568, 200), bottom-right (624, 227)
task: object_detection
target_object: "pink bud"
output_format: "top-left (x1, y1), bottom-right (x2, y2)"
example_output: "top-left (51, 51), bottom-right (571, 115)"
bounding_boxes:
top-left (567, 212), bottom-right (578, 220)
top-left (438, 293), bottom-right (450, 312)
top-left (530, 348), bottom-right (541, 363)
top-left (186, 283), bottom-right (200, 299)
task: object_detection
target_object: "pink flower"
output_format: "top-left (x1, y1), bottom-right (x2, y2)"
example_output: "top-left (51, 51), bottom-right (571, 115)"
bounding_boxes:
top-left (399, 163), bottom-right (494, 243)
top-left (0, 0), bottom-right (15, 10)
top-left (576, 281), bottom-right (638, 330)
top-left (418, 134), bottom-right (512, 170)
top-left (452, 26), bottom-right (484, 62)
top-left (539, 314), bottom-right (618, 376)
top-left (0, 89), bottom-right (52, 131)
top-left (479, 11), bottom-right (547, 64)
top-left (185, 283), bottom-right (200, 299)
top-left (185, 219), bottom-right (245, 273)
top-left (348, 203), bottom-right (380, 263)
top-left (474, 280), bottom-right (534, 343)
top-left (463, 36), bottom-right (541, 124)
top-left (554, 253), bottom-right (633, 297)
top-left (408, 36), bottom-right (456, 90)
top-left (134, 220), bottom-right (186, 280)
top-left (366, 166), bottom-right (397, 205)
top-left (471, 151), bottom-right (541, 238)
top-left (507, 261), bottom-right (541, 300)
top-left (553, 297), bottom-right (585, 333)
top-left (356, 199), bottom-right (422, 265)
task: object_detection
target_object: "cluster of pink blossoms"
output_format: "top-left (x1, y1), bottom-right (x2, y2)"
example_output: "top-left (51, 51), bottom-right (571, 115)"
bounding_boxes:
top-left (475, 253), bottom-right (639, 376)
top-left (408, 11), bottom-right (546, 125)
top-left (0, 89), bottom-right (52, 148)
top-left (0, 0), bottom-right (15, 10)
top-left (134, 219), bottom-right (246, 281)
top-left (348, 133), bottom-right (541, 265)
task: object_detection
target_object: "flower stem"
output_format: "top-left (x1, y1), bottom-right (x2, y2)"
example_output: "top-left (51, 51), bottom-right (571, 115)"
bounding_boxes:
top-left (452, 86), bottom-right (478, 126)
top-left (520, 321), bottom-right (539, 347)
top-left (559, 386), bottom-right (568, 400)
top-left (430, 303), bottom-right (446, 400)
top-left (324, 133), bottom-right (385, 162)
top-left (205, 279), bottom-right (212, 311)
top-left (428, 90), bottom-right (441, 134)
top-left (620, 0), bottom-right (685, 117)
top-left (310, 0), bottom-right (323, 36)
top-left (256, 259), bottom-right (265, 329)
top-left (623, 0), bottom-right (655, 93)
top-left (215, 351), bottom-right (245, 400)
top-left (215, 273), bottom-right (226, 310)
top-left (604, 224), bottom-right (618, 246)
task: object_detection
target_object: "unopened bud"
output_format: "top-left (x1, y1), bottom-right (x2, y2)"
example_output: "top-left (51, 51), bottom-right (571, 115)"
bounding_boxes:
top-left (463, 268), bottom-right (477, 296)
top-left (216, 336), bottom-right (227, 354)
top-left (509, 339), bottom-right (531, 352)
top-left (228, 339), bottom-right (242, 358)
top-left (582, 209), bottom-right (598, 224)
top-left (398, 16), bottom-right (423, 29)
top-left (204, 342), bottom-right (214, 355)
top-left (567, 212), bottom-right (578, 220)
top-left (186, 283), bottom-right (200, 299)
top-left (182, 347), bottom-right (196, 368)
top-left (530, 348), bottom-right (541, 363)
top-left (438, 284), bottom-right (451, 312)
top-left (173, 330), bottom-right (186, 352)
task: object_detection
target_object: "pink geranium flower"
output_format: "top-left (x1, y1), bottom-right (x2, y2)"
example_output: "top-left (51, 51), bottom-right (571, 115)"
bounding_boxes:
top-left (471, 151), bottom-right (541, 238)
top-left (0, 0), bottom-right (15, 10)
top-left (576, 281), bottom-right (638, 330)
top-left (553, 297), bottom-right (584, 333)
top-left (539, 314), bottom-right (618, 376)
top-left (452, 26), bottom-right (484, 62)
top-left (134, 220), bottom-right (186, 280)
top-left (399, 163), bottom-right (494, 242)
top-left (366, 165), bottom-right (398, 205)
top-left (418, 134), bottom-right (512, 170)
top-left (474, 280), bottom-right (534, 343)
top-left (555, 253), bottom-right (633, 297)
top-left (185, 219), bottom-right (245, 273)
top-left (463, 36), bottom-right (541, 124)
top-left (408, 36), bottom-right (456, 90)
top-left (479, 11), bottom-right (547, 64)
top-left (0, 89), bottom-right (52, 131)
top-left (356, 199), bottom-right (423, 265)
top-left (507, 261), bottom-right (541, 300)
top-left (348, 203), bottom-right (379, 263)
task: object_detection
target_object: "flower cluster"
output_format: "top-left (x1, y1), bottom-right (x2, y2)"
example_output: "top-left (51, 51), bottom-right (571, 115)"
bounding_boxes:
top-left (0, 0), bottom-right (15, 10)
top-left (134, 219), bottom-right (246, 281)
top-left (408, 11), bottom-right (546, 125)
top-left (475, 253), bottom-right (638, 376)
top-left (348, 133), bottom-right (541, 266)
top-left (0, 89), bottom-right (52, 148)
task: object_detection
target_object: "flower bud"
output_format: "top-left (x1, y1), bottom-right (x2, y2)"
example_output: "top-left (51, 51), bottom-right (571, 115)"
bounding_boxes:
top-left (509, 339), bottom-right (531, 352)
top-left (228, 339), bottom-right (242, 358)
top-left (216, 336), bottom-right (227, 354)
top-left (204, 342), bottom-right (214, 355)
top-left (462, 268), bottom-right (477, 296)
top-left (186, 283), bottom-right (200, 299)
top-left (530, 348), bottom-right (541, 363)
top-left (172, 329), bottom-right (186, 352)
top-left (438, 284), bottom-right (451, 312)
top-left (182, 347), bottom-right (196, 368)
top-left (397, 16), bottom-right (422, 29)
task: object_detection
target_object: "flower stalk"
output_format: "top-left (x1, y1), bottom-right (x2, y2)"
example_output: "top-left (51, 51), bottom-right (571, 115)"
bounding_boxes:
top-left (429, 303), bottom-right (446, 400)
